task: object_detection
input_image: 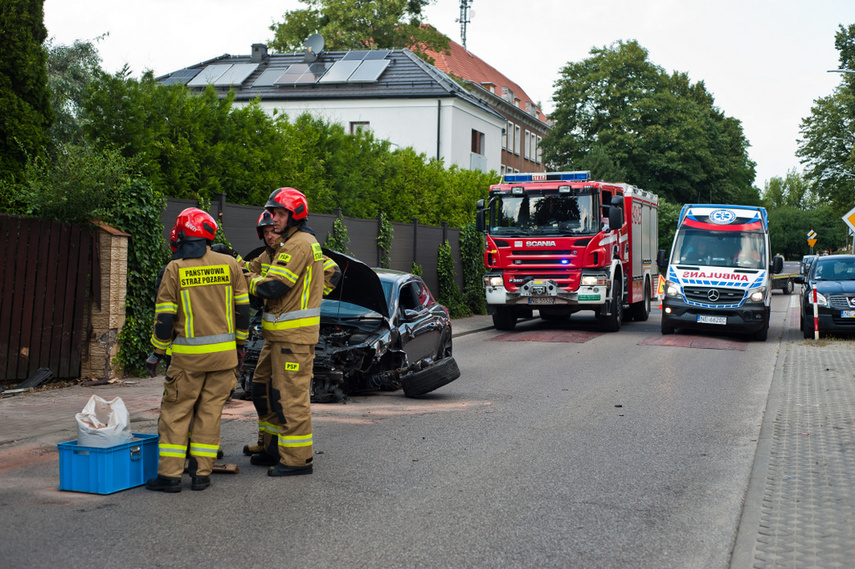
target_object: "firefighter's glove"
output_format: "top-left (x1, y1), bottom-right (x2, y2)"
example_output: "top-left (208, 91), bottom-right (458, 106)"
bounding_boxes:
top-left (236, 346), bottom-right (245, 368)
top-left (145, 353), bottom-right (163, 377)
top-left (212, 243), bottom-right (242, 261)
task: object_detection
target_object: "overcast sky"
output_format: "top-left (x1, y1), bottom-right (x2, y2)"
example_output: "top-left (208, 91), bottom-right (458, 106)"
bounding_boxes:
top-left (43, 0), bottom-right (852, 189)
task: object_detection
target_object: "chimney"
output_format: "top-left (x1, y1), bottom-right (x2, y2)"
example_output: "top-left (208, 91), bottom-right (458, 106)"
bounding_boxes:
top-left (251, 43), bottom-right (268, 63)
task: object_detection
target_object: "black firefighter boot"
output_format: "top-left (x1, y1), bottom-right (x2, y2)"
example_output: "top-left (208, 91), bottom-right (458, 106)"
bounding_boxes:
top-left (145, 475), bottom-right (181, 493)
top-left (186, 456), bottom-right (210, 491)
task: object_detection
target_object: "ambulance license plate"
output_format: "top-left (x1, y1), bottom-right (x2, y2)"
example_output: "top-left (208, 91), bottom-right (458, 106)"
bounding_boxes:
top-left (529, 297), bottom-right (555, 305)
top-left (698, 315), bottom-right (726, 325)
top-left (841, 310), bottom-right (855, 318)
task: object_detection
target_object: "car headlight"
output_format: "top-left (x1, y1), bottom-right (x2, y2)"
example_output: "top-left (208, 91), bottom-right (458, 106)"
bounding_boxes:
top-left (664, 280), bottom-right (680, 297)
top-left (745, 286), bottom-right (766, 303)
top-left (484, 275), bottom-right (504, 287)
top-left (807, 290), bottom-right (828, 306)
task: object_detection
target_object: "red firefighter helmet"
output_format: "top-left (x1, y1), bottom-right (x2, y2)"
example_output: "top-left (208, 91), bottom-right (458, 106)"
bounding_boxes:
top-left (265, 187), bottom-right (308, 221)
top-left (169, 226), bottom-right (179, 253)
top-left (256, 210), bottom-right (275, 240)
top-left (174, 207), bottom-right (217, 242)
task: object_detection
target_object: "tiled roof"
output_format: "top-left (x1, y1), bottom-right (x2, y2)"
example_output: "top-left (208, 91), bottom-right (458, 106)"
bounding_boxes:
top-left (155, 48), bottom-right (504, 121)
top-left (423, 39), bottom-right (548, 123)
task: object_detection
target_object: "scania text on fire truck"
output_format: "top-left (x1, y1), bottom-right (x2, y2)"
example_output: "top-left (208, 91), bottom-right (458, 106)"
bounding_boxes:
top-left (475, 171), bottom-right (659, 331)
top-left (656, 205), bottom-right (783, 341)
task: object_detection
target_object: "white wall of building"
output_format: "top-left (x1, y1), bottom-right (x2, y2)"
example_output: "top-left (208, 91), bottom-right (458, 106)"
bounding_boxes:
top-left (237, 97), bottom-right (503, 173)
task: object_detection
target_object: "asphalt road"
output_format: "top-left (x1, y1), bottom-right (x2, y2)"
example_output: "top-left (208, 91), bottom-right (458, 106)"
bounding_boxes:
top-left (0, 294), bottom-right (792, 569)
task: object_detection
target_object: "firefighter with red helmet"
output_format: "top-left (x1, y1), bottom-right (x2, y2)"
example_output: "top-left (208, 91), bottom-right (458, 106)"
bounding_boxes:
top-left (145, 207), bottom-right (250, 492)
top-left (246, 188), bottom-right (324, 476)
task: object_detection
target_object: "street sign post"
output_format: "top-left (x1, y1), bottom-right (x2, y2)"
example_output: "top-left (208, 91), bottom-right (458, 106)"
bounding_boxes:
top-left (807, 229), bottom-right (817, 253)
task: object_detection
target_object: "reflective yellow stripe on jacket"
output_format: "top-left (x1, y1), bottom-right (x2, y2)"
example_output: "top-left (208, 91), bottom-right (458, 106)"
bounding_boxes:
top-left (172, 333), bottom-right (237, 355)
top-left (261, 308), bottom-right (320, 332)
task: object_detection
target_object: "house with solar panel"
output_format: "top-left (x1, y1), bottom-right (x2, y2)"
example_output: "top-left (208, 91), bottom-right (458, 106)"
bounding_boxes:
top-left (158, 42), bottom-right (506, 173)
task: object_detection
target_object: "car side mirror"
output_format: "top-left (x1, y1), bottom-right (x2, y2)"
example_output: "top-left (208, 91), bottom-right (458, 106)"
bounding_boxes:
top-left (402, 308), bottom-right (420, 321)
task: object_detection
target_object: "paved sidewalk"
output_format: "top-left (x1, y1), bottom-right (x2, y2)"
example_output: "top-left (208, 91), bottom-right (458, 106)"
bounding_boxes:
top-left (731, 323), bottom-right (855, 567)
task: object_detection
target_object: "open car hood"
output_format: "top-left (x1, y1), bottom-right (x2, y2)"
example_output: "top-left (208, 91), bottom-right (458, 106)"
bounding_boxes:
top-left (323, 248), bottom-right (389, 318)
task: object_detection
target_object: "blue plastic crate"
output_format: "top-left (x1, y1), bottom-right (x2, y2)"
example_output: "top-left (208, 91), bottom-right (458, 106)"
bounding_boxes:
top-left (58, 433), bottom-right (158, 494)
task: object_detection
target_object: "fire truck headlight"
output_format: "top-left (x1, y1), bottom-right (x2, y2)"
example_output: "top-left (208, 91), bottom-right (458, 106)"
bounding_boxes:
top-left (484, 275), bottom-right (504, 287)
top-left (580, 275), bottom-right (599, 286)
top-left (664, 281), bottom-right (680, 297)
top-left (746, 286), bottom-right (767, 303)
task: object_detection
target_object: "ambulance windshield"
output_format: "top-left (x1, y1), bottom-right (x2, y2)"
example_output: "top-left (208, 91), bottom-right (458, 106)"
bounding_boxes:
top-left (488, 194), bottom-right (596, 235)
top-left (672, 228), bottom-right (766, 269)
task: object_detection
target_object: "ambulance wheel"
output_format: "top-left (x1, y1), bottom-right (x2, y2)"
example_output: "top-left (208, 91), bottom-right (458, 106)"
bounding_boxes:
top-left (661, 317), bottom-right (675, 335)
top-left (631, 281), bottom-right (651, 321)
top-left (599, 281), bottom-right (622, 332)
top-left (752, 323), bottom-right (768, 342)
top-left (492, 307), bottom-right (517, 331)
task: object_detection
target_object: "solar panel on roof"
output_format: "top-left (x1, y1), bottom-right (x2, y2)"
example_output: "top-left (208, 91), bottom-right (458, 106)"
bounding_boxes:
top-left (363, 50), bottom-right (390, 60)
top-left (341, 51), bottom-right (368, 61)
top-left (347, 59), bottom-right (390, 83)
top-left (186, 64), bottom-right (233, 87)
top-left (318, 60), bottom-right (360, 83)
top-left (253, 67), bottom-right (289, 87)
top-left (162, 68), bottom-right (201, 86)
top-left (213, 63), bottom-right (259, 86)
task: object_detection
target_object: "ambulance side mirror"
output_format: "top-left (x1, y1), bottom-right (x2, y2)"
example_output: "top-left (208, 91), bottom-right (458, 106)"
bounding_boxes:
top-left (657, 250), bottom-right (668, 269)
top-left (772, 255), bottom-right (784, 274)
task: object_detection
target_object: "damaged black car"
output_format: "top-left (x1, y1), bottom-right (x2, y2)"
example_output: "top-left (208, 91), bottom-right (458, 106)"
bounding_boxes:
top-left (239, 249), bottom-right (460, 403)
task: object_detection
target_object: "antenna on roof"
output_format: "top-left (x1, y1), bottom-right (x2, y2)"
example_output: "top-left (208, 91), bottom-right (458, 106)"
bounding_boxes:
top-left (455, 0), bottom-right (473, 50)
top-left (304, 33), bottom-right (325, 63)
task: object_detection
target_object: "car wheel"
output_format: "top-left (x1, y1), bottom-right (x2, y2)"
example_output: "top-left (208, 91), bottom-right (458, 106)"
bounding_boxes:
top-left (402, 357), bottom-right (461, 398)
top-left (492, 307), bottom-right (517, 331)
top-left (781, 279), bottom-right (794, 295)
top-left (631, 280), bottom-right (651, 321)
top-left (802, 314), bottom-right (815, 339)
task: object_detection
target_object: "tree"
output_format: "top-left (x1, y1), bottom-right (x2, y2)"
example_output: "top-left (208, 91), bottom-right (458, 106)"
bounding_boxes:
top-left (543, 40), bottom-right (757, 206)
top-left (269, 0), bottom-right (448, 62)
top-left (45, 36), bottom-right (104, 145)
top-left (761, 170), bottom-right (816, 211)
top-left (0, 0), bottom-right (54, 182)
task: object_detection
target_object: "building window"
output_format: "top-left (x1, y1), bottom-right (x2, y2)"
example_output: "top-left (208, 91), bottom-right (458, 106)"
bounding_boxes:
top-left (506, 121), bottom-right (514, 153)
top-left (350, 121), bottom-right (370, 134)
top-left (471, 129), bottom-right (485, 155)
top-left (524, 129), bottom-right (531, 160)
top-left (502, 124), bottom-right (508, 150)
top-left (536, 136), bottom-right (542, 164)
top-left (514, 125), bottom-right (521, 156)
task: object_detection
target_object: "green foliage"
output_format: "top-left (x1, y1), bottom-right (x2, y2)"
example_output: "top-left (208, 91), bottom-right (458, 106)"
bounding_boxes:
top-left (761, 170), bottom-right (817, 211)
top-left (435, 240), bottom-right (469, 318)
top-left (324, 216), bottom-right (350, 253)
top-left (45, 36), bottom-right (103, 146)
top-left (657, 198), bottom-right (681, 253)
top-left (377, 211), bottom-right (393, 268)
top-left (459, 222), bottom-right (486, 314)
top-left (574, 143), bottom-right (626, 182)
top-left (269, 0), bottom-right (449, 63)
top-left (767, 206), bottom-right (848, 259)
top-left (102, 179), bottom-right (169, 375)
top-left (411, 262), bottom-right (423, 276)
top-left (544, 40), bottom-right (757, 205)
top-left (0, 0), bottom-right (54, 181)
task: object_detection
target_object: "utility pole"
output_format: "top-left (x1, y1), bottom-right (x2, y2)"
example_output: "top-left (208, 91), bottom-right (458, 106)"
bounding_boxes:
top-left (457, 0), bottom-right (473, 50)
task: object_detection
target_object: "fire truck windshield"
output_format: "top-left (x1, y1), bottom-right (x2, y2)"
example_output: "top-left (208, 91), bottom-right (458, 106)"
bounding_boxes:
top-left (672, 228), bottom-right (766, 269)
top-left (488, 194), bottom-right (596, 235)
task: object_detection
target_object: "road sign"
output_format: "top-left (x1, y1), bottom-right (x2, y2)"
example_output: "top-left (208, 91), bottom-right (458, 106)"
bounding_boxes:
top-left (808, 238), bottom-right (817, 248)
top-left (807, 229), bottom-right (817, 239)
top-left (843, 208), bottom-right (855, 232)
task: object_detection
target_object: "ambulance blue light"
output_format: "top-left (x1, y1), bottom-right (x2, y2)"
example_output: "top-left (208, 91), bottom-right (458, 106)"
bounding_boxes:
top-left (502, 171), bottom-right (590, 183)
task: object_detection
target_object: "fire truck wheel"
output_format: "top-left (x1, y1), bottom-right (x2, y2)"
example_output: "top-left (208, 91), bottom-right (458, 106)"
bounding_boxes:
top-left (630, 281), bottom-right (651, 321)
top-left (599, 281), bottom-right (622, 332)
top-left (492, 307), bottom-right (517, 331)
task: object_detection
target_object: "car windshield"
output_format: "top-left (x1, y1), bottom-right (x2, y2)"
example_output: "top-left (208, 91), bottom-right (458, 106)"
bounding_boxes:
top-left (671, 228), bottom-right (766, 269)
top-left (488, 194), bottom-right (597, 235)
top-left (812, 259), bottom-right (855, 281)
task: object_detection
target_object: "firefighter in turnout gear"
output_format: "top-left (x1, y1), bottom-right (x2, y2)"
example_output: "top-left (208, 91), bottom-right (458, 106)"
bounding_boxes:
top-left (247, 188), bottom-right (324, 476)
top-left (241, 211), bottom-right (341, 458)
top-left (145, 207), bottom-right (250, 492)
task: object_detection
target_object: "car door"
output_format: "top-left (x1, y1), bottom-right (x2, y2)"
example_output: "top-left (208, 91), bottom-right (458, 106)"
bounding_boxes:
top-left (397, 279), bottom-right (442, 366)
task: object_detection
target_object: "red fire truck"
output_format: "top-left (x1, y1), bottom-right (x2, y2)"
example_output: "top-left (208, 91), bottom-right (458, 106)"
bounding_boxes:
top-left (475, 171), bottom-right (659, 331)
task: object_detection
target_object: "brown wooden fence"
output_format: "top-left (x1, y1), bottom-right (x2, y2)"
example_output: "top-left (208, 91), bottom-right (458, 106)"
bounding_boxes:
top-left (0, 214), bottom-right (94, 383)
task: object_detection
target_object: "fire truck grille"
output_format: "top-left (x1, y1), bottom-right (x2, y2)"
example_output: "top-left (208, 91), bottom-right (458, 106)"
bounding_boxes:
top-left (683, 286), bottom-right (744, 305)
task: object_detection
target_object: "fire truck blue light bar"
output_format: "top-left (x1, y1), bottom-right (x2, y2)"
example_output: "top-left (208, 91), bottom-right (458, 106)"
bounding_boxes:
top-left (502, 171), bottom-right (590, 183)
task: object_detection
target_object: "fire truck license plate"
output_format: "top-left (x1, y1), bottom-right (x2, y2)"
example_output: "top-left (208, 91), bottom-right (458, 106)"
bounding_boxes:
top-left (529, 297), bottom-right (555, 305)
top-left (841, 310), bottom-right (855, 318)
top-left (698, 315), bottom-right (726, 325)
